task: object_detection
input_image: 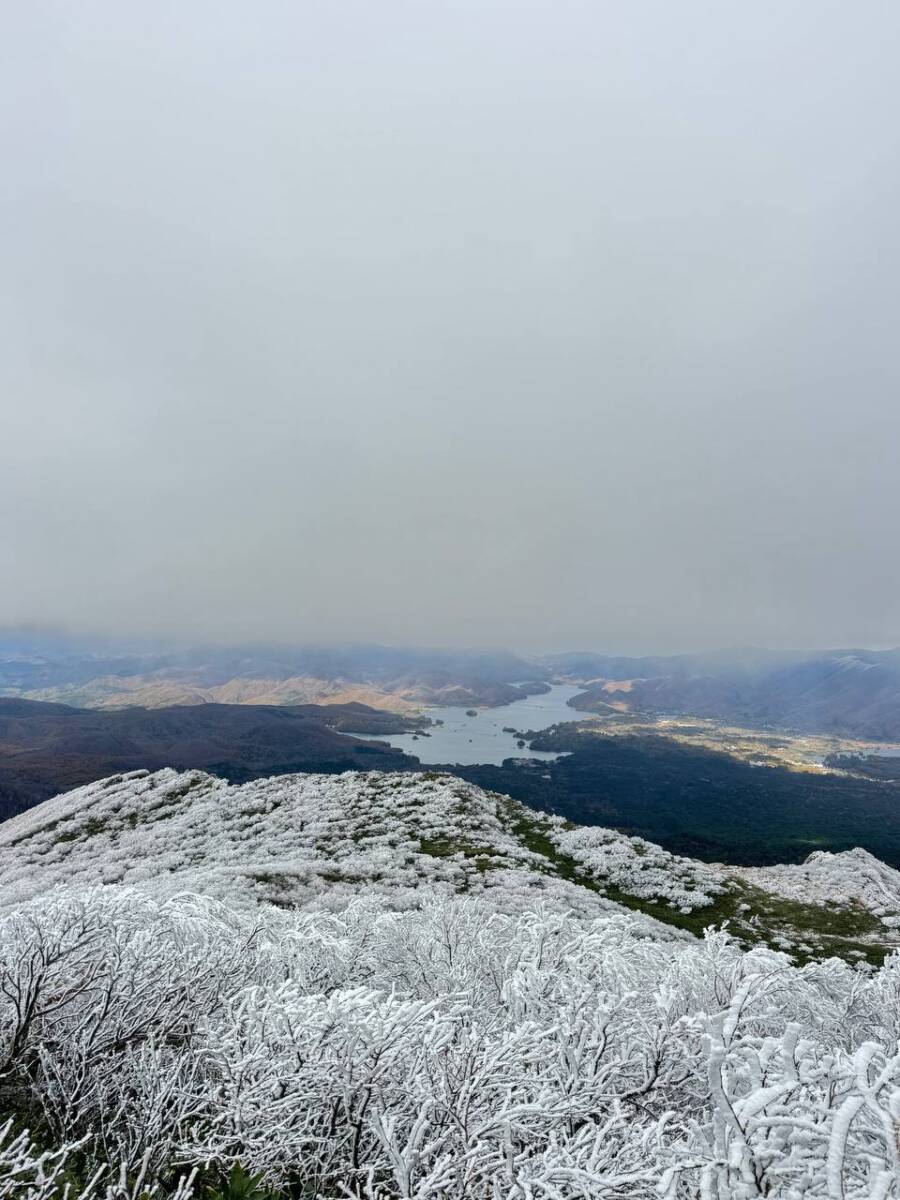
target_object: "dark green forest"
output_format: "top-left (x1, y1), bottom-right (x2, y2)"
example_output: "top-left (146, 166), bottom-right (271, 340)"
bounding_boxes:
top-left (452, 728), bottom-right (900, 867)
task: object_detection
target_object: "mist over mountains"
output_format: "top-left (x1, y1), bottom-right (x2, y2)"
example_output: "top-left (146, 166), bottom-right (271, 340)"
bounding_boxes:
top-left (5, 2), bottom-right (900, 1193)
top-left (558, 646), bottom-right (900, 741)
top-left (4, 631), bottom-right (900, 740)
top-left (3, 631), bottom-right (900, 871)
top-left (0, 632), bottom-right (550, 710)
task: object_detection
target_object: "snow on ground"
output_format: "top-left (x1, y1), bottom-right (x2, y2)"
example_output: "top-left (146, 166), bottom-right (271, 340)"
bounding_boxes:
top-left (0, 768), bottom-right (677, 932)
top-left (733, 847), bottom-right (900, 928)
top-left (545, 813), bottom-right (900, 926)
top-left (6, 767), bottom-right (900, 936)
top-left (548, 821), bottom-right (727, 911)
top-left (2, 769), bottom-right (900, 1197)
top-left (1, 884), bottom-right (899, 1199)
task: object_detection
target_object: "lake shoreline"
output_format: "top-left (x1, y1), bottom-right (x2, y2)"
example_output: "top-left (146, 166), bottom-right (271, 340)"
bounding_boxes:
top-left (342, 683), bottom-right (591, 766)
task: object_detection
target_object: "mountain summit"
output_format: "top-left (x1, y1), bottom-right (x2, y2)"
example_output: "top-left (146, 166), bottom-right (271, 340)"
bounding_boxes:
top-left (3, 767), bottom-right (898, 962)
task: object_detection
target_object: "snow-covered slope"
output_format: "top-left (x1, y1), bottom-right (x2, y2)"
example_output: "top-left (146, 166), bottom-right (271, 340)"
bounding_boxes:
top-left (2, 768), bottom-right (900, 1198)
top-left (0, 769), bottom-right (675, 933)
top-left (733, 847), bottom-right (900, 927)
top-left (4, 767), bottom-right (899, 963)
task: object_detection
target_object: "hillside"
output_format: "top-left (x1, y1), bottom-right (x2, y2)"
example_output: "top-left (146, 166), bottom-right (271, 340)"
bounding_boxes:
top-left (3, 767), bottom-right (898, 963)
top-left (17, 673), bottom-right (428, 712)
top-left (0, 769), bottom-right (677, 933)
top-left (562, 647), bottom-right (900, 741)
top-left (1, 769), bottom-right (899, 1198)
top-left (458, 726), bottom-right (900, 869)
top-left (0, 636), bottom-right (550, 712)
top-left (0, 698), bottom-right (420, 817)
top-left (8, 695), bottom-right (900, 874)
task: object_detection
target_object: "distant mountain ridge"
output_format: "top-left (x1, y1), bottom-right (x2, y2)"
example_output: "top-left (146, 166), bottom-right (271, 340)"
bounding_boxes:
top-left (0, 635), bottom-right (550, 712)
top-left (18, 673), bottom-right (426, 712)
top-left (555, 646), bottom-right (900, 741)
top-left (4, 632), bottom-right (900, 740)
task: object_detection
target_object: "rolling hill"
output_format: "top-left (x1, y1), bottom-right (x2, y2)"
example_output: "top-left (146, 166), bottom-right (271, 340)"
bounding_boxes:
top-left (3, 766), bottom-right (898, 963)
top-left (0, 697), bottom-right (420, 818)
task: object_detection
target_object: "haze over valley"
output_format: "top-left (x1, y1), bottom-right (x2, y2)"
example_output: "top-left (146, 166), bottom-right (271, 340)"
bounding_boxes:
top-left (4, 631), bottom-right (900, 871)
top-left (3, 3), bottom-right (900, 1196)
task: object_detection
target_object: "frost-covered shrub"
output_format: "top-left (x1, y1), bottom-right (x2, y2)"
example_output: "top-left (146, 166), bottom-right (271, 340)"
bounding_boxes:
top-left (0, 1119), bottom-right (196, 1200)
top-left (0, 771), bottom-right (637, 920)
top-left (550, 822), bottom-right (726, 910)
top-left (0, 886), bottom-right (898, 1198)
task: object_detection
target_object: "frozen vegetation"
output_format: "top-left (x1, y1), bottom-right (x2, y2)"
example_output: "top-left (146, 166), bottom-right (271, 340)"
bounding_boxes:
top-left (0, 769), bottom-right (899, 1198)
top-left (732, 849), bottom-right (900, 930)
top-left (548, 823), bottom-right (727, 912)
top-left (0, 770), bottom-right (672, 929)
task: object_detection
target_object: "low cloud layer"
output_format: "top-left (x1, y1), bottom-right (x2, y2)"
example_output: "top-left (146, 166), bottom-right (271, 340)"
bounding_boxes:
top-left (3, 2), bottom-right (900, 652)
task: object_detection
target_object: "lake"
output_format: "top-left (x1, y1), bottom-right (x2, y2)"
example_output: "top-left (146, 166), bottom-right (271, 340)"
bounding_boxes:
top-left (345, 683), bottom-right (590, 765)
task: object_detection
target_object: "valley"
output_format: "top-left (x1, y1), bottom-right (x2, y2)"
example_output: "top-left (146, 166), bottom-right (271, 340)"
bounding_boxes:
top-left (5, 669), bottom-right (900, 876)
top-left (457, 724), bottom-right (900, 868)
top-left (557, 712), bottom-right (900, 775)
top-left (343, 681), bottom-right (583, 764)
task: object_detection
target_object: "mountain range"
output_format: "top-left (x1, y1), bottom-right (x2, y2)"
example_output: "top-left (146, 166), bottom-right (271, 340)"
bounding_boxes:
top-left (0, 635), bottom-right (550, 712)
top-left (554, 646), bottom-right (900, 740)
top-left (5, 633), bottom-right (900, 743)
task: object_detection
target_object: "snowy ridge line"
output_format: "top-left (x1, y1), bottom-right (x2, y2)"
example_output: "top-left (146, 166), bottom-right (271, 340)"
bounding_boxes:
top-left (0, 769), bottom-right (680, 934)
top-left (731, 847), bottom-right (900, 928)
top-left (3, 768), bottom-right (900, 942)
top-left (549, 818), bottom-right (900, 928)
top-left (548, 822), bottom-right (727, 912)
top-left (0, 767), bottom-right (179, 847)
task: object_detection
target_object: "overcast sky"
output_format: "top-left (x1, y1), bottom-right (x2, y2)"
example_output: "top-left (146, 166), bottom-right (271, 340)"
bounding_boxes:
top-left (3, 2), bottom-right (900, 653)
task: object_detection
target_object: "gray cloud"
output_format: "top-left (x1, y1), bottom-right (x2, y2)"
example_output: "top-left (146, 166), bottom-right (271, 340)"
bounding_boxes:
top-left (3, 1), bottom-right (900, 653)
